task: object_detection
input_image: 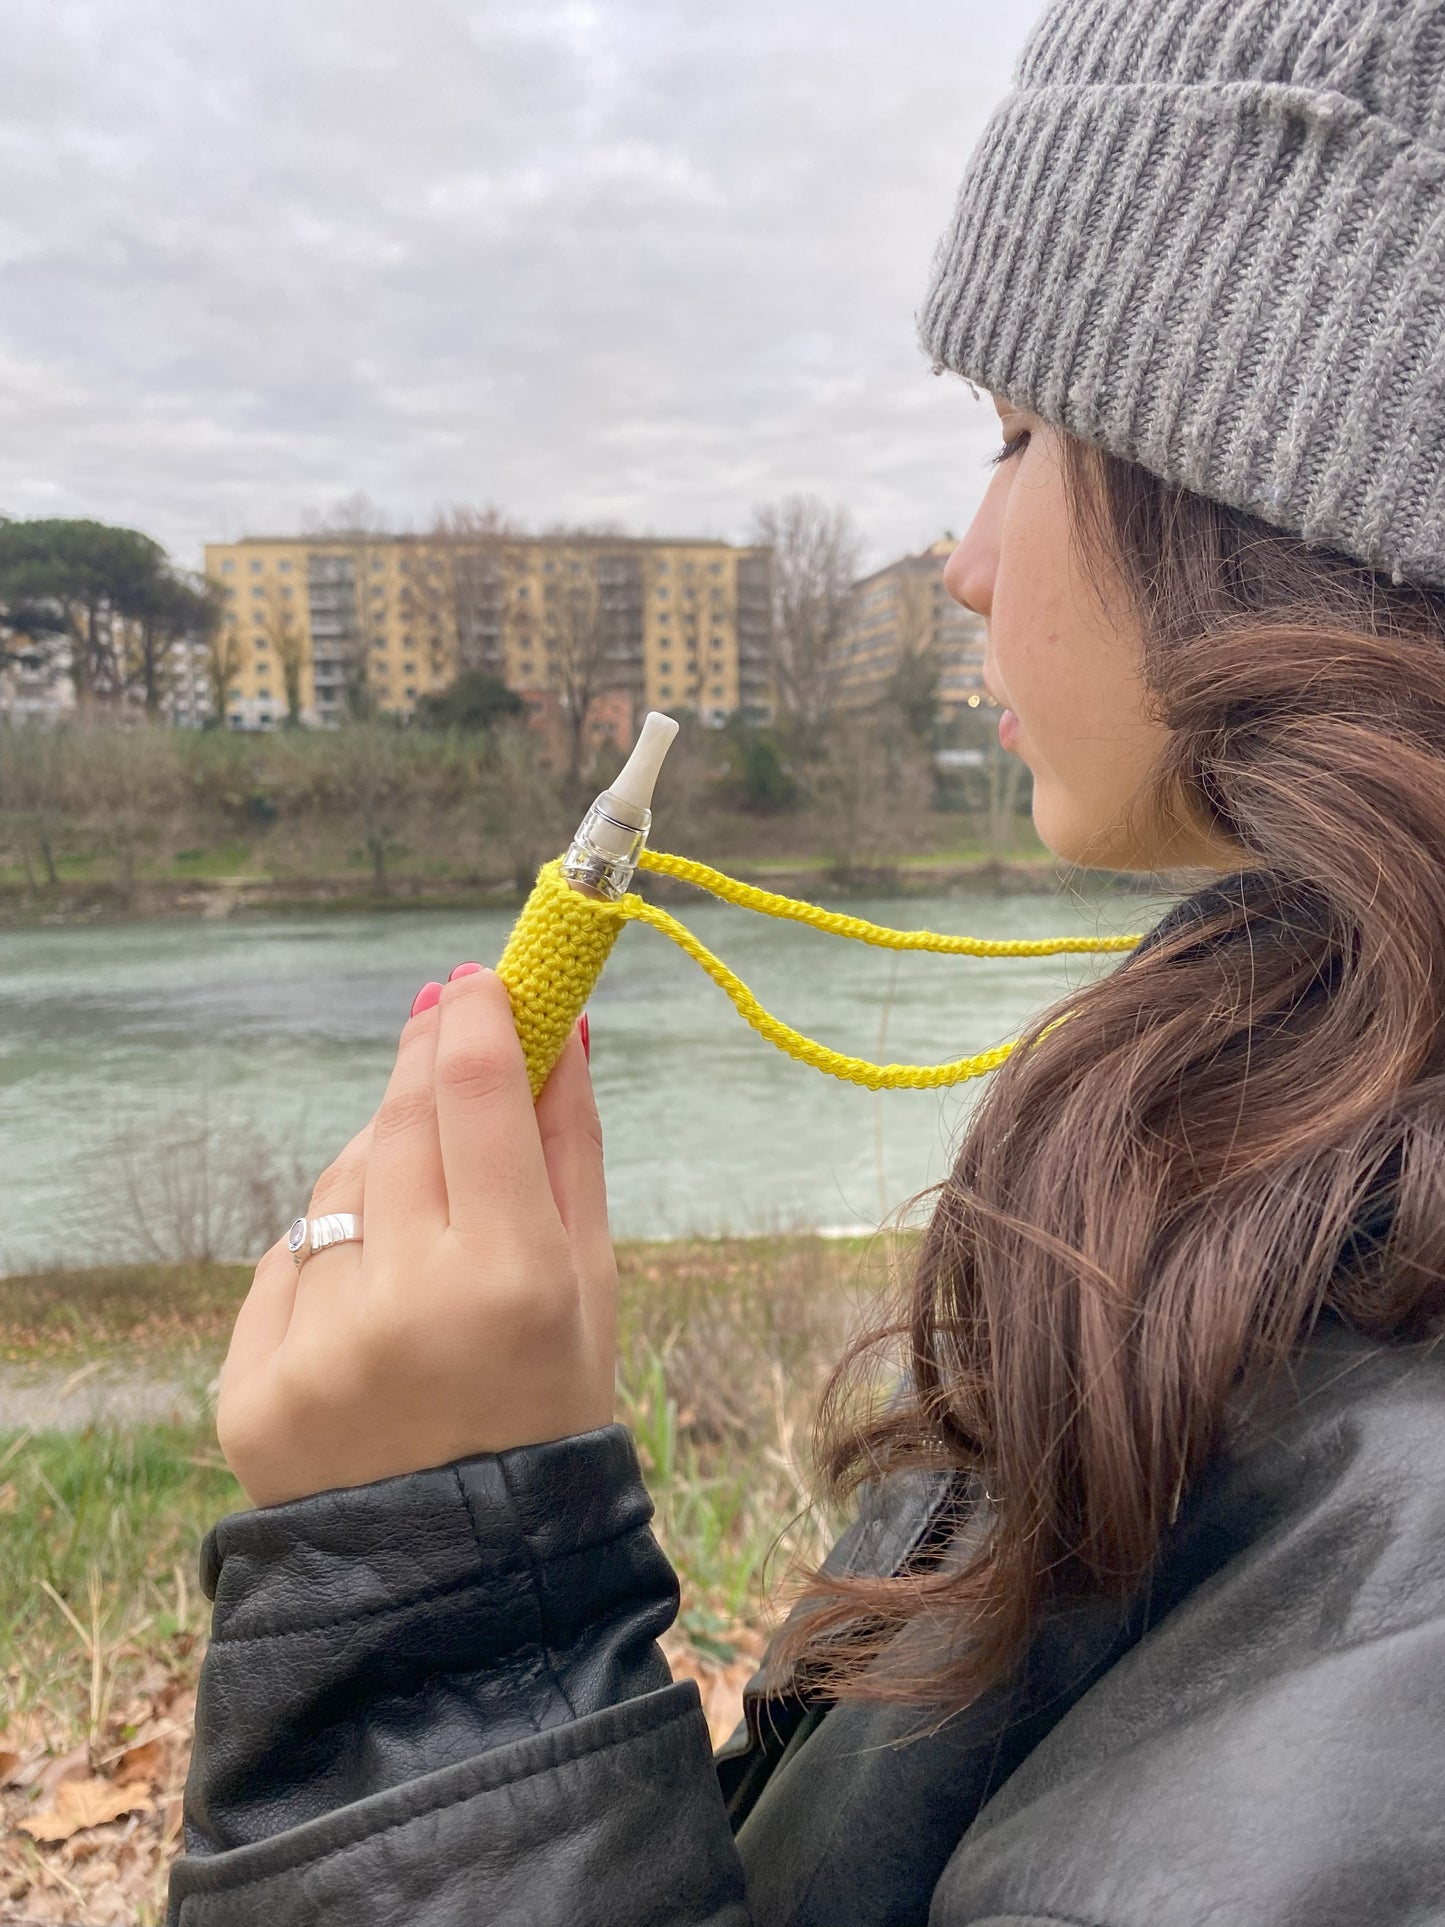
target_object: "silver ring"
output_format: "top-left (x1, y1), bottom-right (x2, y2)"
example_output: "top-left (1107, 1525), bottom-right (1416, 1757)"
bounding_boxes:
top-left (287, 1213), bottom-right (363, 1271)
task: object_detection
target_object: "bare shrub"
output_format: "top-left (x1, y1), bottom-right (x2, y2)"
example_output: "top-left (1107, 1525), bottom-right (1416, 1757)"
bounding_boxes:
top-left (79, 1095), bottom-right (311, 1267)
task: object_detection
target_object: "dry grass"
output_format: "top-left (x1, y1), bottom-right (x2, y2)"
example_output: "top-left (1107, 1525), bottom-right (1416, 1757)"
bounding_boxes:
top-left (0, 1231), bottom-right (911, 1924)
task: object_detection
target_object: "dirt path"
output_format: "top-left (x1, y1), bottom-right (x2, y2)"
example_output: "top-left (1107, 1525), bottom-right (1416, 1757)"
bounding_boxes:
top-left (0, 1357), bottom-right (215, 1431)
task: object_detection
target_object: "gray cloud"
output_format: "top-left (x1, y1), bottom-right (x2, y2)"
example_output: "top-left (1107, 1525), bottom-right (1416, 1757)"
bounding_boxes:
top-left (0, 0), bottom-right (1045, 570)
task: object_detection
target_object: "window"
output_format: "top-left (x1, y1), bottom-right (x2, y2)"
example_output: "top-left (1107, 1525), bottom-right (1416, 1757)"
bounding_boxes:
top-left (405, 686), bottom-right (417, 699)
top-left (711, 684), bottom-right (724, 698)
top-left (659, 684), bottom-right (672, 698)
top-left (279, 560), bottom-right (292, 574)
top-left (250, 560), bottom-right (263, 573)
top-left (258, 686), bottom-right (272, 700)
top-left (657, 588), bottom-right (669, 600)
top-left (252, 586), bottom-right (265, 599)
top-left (711, 636), bottom-right (724, 651)
top-left (544, 561), bottom-right (555, 574)
top-left (659, 660), bottom-right (672, 674)
top-left (403, 661), bottom-right (416, 676)
top-left (221, 560), bottom-right (235, 575)
top-left (709, 563), bottom-right (722, 575)
top-left (372, 558), bottom-right (384, 572)
top-left (281, 585), bottom-right (293, 599)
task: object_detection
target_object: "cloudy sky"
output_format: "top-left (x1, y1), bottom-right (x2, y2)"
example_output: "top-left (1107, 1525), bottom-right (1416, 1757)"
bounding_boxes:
top-left (1, 0), bottom-right (1045, 573)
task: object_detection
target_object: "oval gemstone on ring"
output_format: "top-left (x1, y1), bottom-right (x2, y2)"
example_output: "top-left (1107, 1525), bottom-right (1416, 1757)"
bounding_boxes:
top-left (287, 1217), bottom-right (309, 1255)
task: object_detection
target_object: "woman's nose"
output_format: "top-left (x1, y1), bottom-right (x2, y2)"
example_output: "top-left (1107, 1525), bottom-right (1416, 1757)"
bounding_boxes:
top-left (944, 528), bottom-right (993, 621)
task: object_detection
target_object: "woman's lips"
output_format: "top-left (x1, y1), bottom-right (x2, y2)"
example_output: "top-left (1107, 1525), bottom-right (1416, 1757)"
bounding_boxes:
top-left (998, 707), bottom-right (1021, 751)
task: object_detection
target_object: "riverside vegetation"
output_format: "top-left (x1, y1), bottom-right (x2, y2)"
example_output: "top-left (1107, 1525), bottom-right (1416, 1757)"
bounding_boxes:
top-left (0, 1231), bottom-right (905, 1925)
top-left (0, 695), bottom-right (1042, 924)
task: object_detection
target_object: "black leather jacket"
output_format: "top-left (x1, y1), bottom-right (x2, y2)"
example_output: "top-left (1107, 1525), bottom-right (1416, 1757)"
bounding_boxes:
top-left (168, 1316), bottom-right (1445, 1925)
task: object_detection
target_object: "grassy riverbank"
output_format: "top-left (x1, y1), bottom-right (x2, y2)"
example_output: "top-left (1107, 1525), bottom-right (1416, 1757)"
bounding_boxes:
top-left (0, 1233), bottom-right (902, 1923)
top-left (0, 832), bottom-right (1065, 927)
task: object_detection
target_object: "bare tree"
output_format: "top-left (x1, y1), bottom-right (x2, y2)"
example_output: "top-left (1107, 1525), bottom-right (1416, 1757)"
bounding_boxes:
top-left (82, 1091), bottom-right (313, 1266)
top-left (395, 542), bottom-right (456, 694)
top-left (542, 551), bottom-right (627, 789)
top-left (204, 621), bottom-right (245, 723)
top-left (986, 737), bottom-right (1029, 854)
top-left (474, 728), bottom-right (573, 894)
top-left (433, 505), bottom-right (519, 539)
top-left (299, 723), bottom-right (445, 894)
top-left (256, 587), bottom-right (307, 725)
top-left (751, 496), bottom-right (862, 738)
top-left (298, 503), bottom-right (399, 716)
top-left (548, 562), bottom-right (605, 786)
top-left (808, 711), bottom-right (934, 880)
top-left (302, 492), bottom-right (392, 539)
top-left (74, 722), bottom-right (186, 905)
top-left (0, 724), bottom-right (69, 891)
top-left (429, 509), bottom-right (521, 682)
top-left (883, 569), bottom-right (942, 743)
top-left (646, 553), bottom-right (735, 715)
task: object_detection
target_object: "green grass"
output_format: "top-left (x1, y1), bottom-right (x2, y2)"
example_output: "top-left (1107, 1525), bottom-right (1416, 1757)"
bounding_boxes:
top-left (167, 841), bottom-right (255, 879)
top-left (0, 1234), bottom-right (901, 1696)
top-left (0, 1263), bottom-right (250, 1364)
top-left (0, 1419), bottom-right (240, 1698)
top-left (0, 1234), bottom-right (906, 1915)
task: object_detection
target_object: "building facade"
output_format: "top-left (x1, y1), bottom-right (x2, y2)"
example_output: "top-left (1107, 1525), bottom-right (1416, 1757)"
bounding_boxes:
top-left (834, 536), bottom-right (988, 720)
top-left (0, 629), bottom-right (213, 727)
top-left (202, 533), bottom-right (775, 737)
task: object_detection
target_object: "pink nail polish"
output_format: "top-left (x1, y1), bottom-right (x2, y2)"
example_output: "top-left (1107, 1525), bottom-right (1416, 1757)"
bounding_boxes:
top-left (448, 961), bottom-right (483, 981)
top-left (579, 1011), bottom-right (590, 1062)
top-left (410, 981), bottom-right (443, 1017)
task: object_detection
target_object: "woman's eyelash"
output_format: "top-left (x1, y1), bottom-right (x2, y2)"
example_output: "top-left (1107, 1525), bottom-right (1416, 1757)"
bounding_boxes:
top-left (989, 431), bottom-right (1031, 468)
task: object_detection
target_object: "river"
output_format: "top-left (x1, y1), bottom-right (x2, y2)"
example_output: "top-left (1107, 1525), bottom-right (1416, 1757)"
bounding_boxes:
top-left (0, 883), bottom-right (1168, 1271)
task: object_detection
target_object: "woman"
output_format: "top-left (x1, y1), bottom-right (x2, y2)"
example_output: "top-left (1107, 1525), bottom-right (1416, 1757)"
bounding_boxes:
top-left (169, 0), bottom-right (1445, 1921)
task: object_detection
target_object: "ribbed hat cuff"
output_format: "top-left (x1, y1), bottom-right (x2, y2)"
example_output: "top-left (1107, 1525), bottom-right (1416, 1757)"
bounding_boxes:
top-left (920, 80), bottom-right (1445, 589)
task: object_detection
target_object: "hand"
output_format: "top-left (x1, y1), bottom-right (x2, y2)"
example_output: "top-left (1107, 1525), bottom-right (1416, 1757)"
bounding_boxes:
top-left (217, 967), bottom-right (615, 1509)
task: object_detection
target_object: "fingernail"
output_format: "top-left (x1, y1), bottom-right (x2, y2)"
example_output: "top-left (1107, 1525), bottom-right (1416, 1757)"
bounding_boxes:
top-left (448, 961), bottom-right (483, 981)
top-left (579, 1011), bottom-right (590, 1062)
top-left (410, 981), bottom-right (443, 1017)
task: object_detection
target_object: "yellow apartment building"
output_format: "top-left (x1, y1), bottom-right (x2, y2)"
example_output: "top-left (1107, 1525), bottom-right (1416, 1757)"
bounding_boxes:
top-left (834, 536), bottom-right (988, 720)
top-left (202, 532), bottom-right (775, 734)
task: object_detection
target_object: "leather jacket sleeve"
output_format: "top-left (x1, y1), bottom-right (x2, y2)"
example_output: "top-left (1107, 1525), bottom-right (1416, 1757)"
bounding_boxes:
top-left (168, 1424), bottom-right (752, 1926)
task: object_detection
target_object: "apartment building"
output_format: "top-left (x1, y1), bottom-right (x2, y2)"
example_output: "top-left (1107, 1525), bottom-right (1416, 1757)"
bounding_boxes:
top-left (834, 536), bottom-right (988, 719)
top-left (0, 629), bottom-right (212, 727)
top-left (202, 532), bottom-right (774, 735)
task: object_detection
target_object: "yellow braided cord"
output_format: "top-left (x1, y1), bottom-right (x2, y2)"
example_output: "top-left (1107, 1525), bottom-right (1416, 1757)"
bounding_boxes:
top-left (597, 888), bottom-right (1017, 1090)
top-left (495, 854), bottom-right (1144, 1097)
top-left (637, 848), bottom-right (1142, 958)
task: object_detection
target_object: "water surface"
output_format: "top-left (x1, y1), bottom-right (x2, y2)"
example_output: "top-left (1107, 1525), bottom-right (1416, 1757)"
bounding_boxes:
top-left (0, 884), bottom-right (1168, 1270)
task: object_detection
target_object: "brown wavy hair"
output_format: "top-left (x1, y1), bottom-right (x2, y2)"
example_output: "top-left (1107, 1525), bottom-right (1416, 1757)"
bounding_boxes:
top-left (777, 437), bottom-right (1445, 1710)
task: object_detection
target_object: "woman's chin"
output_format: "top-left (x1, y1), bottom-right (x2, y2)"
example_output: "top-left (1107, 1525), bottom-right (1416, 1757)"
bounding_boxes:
top-left (1031, 791), bottom-right (1132, 873)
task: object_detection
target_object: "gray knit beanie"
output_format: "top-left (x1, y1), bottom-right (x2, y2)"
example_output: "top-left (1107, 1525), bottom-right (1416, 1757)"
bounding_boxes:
top-left (919, 0), bottom-right (1445, 589)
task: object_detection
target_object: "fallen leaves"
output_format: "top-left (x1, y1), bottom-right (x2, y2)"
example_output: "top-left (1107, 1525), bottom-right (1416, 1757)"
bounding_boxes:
top-left (663, 1625), bottom-right (767, 1749)
top-left (2, 1622), bottom-right (766, 1923)
top-left (1, 1662), bottom-right (195, 1925)
top-left (19, 1775), bottom-right (154, 1843)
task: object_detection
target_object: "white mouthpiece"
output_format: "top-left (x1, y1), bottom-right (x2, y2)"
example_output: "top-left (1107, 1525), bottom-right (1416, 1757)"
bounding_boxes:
top-left (608, 710), bottom-right (679, 817)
